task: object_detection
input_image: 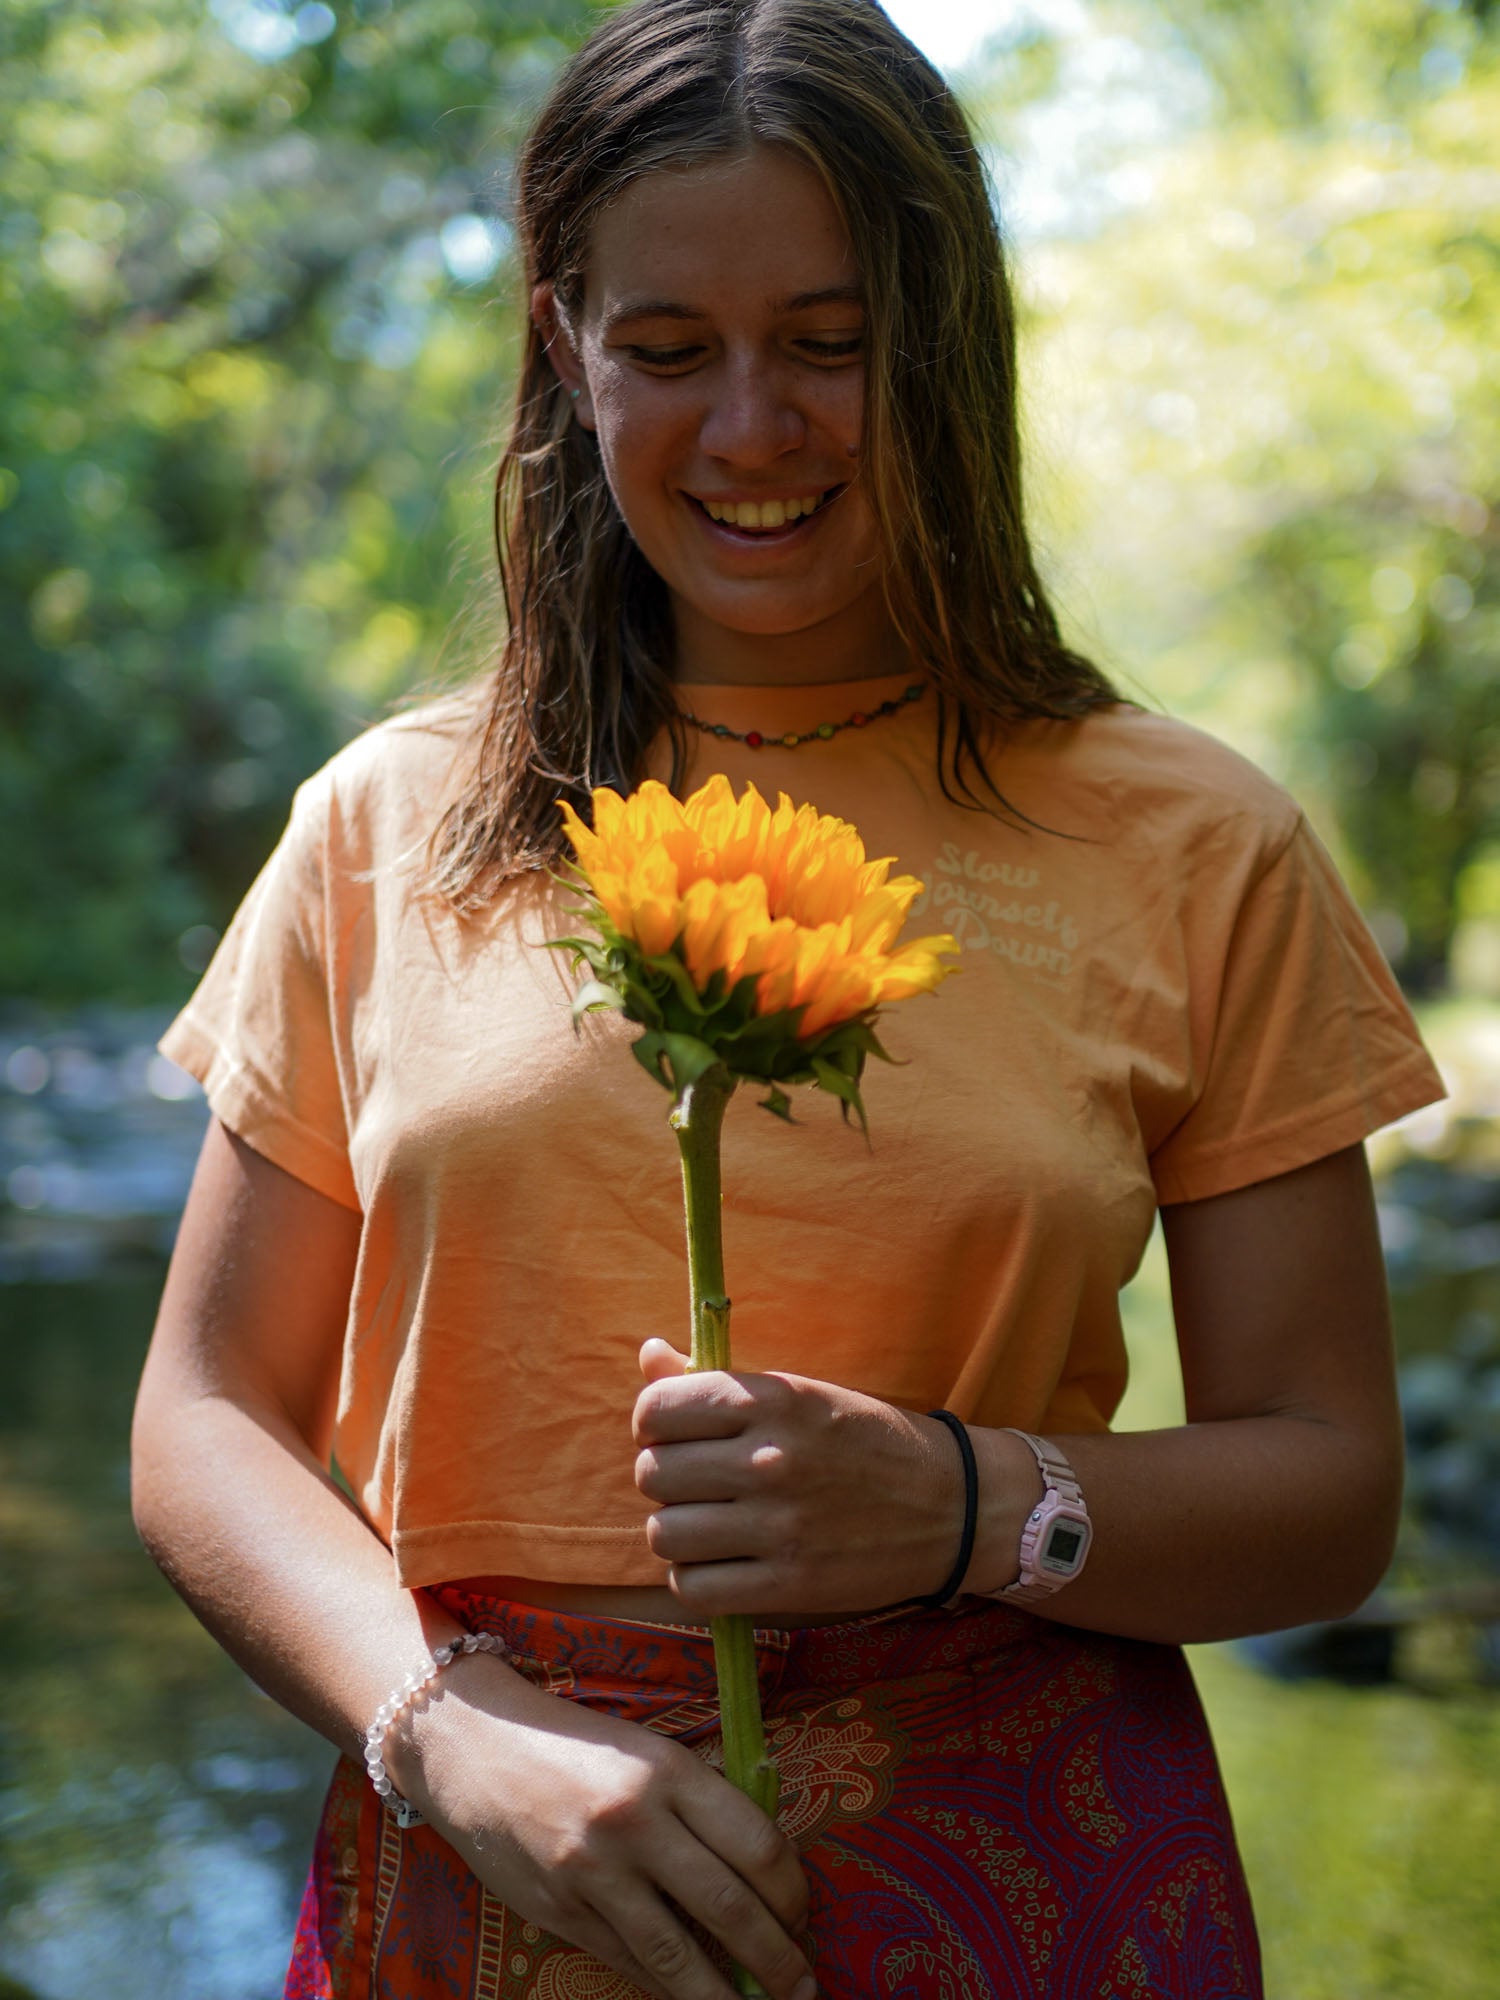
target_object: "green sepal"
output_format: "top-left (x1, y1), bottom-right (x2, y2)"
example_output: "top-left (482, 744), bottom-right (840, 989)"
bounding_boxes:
top-left (569, 979), bottom-right (626, 1026)
top-left (711, 1004), bottom-right (812, 1072)
top-left (632, 1030), bottom-right (724, 1099)
top-left (810, 1056), bottom-right (870, 1139)
top-left (642, 949), bottom-right (714, 1023)
top-left (546, 889), bottom-right (907, 1135)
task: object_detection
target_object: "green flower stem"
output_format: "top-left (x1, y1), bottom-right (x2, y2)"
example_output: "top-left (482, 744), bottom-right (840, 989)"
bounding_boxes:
top-left (670, 1066), bottom-right (780, 1997)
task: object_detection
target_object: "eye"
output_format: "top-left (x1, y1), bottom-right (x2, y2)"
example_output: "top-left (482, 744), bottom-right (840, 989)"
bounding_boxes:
top-left (800, 337), bottom-right (863, 358)
top-left (624, 344), bottom-right (703, 367)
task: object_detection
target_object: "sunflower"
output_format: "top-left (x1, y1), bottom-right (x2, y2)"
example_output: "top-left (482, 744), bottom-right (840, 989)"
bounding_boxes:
top-left (547, 775), bottom-right (960, 1938)
top-left (551, 775), bottom-right (958, 1121)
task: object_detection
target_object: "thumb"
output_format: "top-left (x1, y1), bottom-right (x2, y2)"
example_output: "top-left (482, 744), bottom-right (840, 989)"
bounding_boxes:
top-left (639, 1336), bottom-right (691, 1382)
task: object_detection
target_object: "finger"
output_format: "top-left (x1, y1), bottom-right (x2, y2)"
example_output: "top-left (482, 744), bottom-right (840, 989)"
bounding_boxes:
top-left (665, 1557), bottom-right (776, 1620)
top-left (649, 1826), bottom-right (814, 2000)
top-left (557, 1906), bottom-right (679, 2000)
top-left (648, 1501), bottom-right (750, 1566)
top-left (640, 1337), bottom-right (692, 1383)
top-left (636, 1440), bottom-right (750, 1504)
top-left (592, 1879), bottom-right (744, 2000)
top-left (633, 1371), bottom-right (756, 1447)
top-left (676, 1774), bottom-right (811, 1948)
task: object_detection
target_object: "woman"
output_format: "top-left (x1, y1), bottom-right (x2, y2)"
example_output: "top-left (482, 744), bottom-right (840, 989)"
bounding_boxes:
top-left (131, 2), bottom-right (1445, 1995)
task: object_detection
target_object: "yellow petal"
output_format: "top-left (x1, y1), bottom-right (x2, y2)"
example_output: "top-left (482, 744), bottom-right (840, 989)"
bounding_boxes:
top-left (799, 957), bottom-right (881, 1038)
top-left (679, 875), bottom-right (769, 987)
top-left (588, 868), bottom-right (635, 936)
top-left (876, 934), bottom-right (962, 1000)
top-left (557, 796), bottom-right (605, 877)
top-left (633, 891), bottom-right (683, 958)
top-left (846, 879), bottom-right (922, 953)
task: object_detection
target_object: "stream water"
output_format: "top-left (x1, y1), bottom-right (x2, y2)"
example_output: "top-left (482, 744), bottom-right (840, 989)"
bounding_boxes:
top-left (0, 1009), bottom-right (334, 1995)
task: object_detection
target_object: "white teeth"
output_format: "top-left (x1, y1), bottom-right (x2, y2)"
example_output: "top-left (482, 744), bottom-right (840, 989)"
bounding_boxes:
top-left (703, 492), bottom-right (826, 528)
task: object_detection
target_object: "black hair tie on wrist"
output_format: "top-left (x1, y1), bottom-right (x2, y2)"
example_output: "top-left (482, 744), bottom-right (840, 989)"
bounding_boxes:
top-left (921, 1408), bottom-right (978, 1609)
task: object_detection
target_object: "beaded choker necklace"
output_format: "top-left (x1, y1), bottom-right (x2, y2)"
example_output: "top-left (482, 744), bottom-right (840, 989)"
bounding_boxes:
top-left (679, 679), bottom-right (926, 750)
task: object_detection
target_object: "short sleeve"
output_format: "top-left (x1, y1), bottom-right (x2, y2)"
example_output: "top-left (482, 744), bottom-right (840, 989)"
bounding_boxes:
top-left (1148, 812), bottom-right (1446, 1205)
top-left (157, 773), bottom-right (360, 1211)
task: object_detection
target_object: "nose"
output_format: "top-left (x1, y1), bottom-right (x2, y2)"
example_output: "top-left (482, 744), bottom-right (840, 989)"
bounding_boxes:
top-left (697, 351), bottom-right (806, 466)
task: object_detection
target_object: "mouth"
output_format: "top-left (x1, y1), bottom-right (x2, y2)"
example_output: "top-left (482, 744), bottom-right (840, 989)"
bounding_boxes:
top-left (685, 483), bottom-right (847, 543)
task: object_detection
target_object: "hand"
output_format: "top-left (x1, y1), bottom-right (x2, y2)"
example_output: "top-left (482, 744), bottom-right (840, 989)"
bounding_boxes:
top-left (405, 1657), bottom-right (815, 2000)
top-left (632, 1338), bottom-right (964, 1618)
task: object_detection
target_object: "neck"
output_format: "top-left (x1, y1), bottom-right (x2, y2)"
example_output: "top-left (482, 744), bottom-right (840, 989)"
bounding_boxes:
top-left (669, 588), bottom-right (911, 688)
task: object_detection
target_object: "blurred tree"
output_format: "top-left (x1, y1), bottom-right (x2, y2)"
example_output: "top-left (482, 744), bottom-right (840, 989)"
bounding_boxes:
top-left (1248, 496), bottom-right (1499, 994)
top-left (1107, 0), bottom-right (1497, 130)
top-left (975, 0), bottom-right (1500, 991)
top-left (1, 0), bottom-right (591, 1005)
top-left (8, 0), bottom-right (1498, 1003)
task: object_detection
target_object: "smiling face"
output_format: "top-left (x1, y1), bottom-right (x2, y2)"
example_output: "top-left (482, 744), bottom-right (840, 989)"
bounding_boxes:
top-left (535, 145), bottom-right (902, 685)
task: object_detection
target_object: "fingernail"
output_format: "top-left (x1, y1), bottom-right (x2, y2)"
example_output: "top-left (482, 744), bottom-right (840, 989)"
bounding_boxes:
top-left (792, 1979), bottom-right (817, 2000)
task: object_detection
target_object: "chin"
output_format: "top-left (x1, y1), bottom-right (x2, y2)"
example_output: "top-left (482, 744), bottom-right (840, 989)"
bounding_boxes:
top-left (674, 576), bottom-right (861, 635)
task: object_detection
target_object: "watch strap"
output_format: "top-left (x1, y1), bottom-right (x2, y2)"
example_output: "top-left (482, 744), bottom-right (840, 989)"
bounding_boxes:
top-left (1004, 1429), bottom-right (1085, 1509)
top-left (989, 1429), bottom-right (1090, 1605)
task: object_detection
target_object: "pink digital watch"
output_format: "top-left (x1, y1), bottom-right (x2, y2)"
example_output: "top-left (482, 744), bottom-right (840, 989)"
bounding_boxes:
top-left (985, 1430), bottom-right (1093, 1605)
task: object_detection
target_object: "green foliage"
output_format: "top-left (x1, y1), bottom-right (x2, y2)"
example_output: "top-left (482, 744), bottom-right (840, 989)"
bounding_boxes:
top-left (9, 0), bottom-right (1498, 1004)
top-left (1195, 1642), bottom-right (1500, 2000)
top-left (1, 0), bottom-right (592, 1004)
top-left (1102, 0), bottom-right (1494, 128)
top-left (981, 0), bottom-right (1500, 989)
top-left (1248, 500), bottom-right (1500, 991)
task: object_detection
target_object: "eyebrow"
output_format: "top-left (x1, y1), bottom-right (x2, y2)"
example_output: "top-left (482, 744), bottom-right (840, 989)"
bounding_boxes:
top-left (599, 284), bottom-right (865, 336)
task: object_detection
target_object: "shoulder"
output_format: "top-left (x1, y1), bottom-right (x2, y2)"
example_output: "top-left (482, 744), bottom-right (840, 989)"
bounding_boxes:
top-left (287, 684), bottom-right (489, 854)
top-left (1008, 702), bottom-right (1303, 871)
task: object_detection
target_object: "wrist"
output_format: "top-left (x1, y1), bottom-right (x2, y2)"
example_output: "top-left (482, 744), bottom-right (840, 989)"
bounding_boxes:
top-left (966, 1426), bottom-right (1045, 1595)
top-left (384, 1642), bottom-right (524, 1809)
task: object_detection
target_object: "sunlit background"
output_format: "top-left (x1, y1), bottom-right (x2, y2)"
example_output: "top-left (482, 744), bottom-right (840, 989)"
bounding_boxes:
top-left (2, 1), bottom-right (1497, 1995)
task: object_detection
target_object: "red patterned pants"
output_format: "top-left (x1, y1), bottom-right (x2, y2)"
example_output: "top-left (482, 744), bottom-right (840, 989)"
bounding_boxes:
top-left (287, 1590), bottom-right (1262, 1998)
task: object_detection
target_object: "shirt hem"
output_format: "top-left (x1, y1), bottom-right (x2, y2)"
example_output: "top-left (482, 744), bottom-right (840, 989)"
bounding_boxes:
top-left (393, 1519), bottom-right (671, 1592)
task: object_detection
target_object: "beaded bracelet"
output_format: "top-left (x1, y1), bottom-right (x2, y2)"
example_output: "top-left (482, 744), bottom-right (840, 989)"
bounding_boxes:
top-left (364, 1630), bottom-right (511, 1828)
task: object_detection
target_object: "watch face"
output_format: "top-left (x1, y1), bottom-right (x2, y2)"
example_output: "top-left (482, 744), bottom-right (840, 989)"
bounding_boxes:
top-left (1039, 1515), bottom-right (1090, 1575)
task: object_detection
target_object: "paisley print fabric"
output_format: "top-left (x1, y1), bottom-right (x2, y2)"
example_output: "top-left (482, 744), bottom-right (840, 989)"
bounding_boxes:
top-left (285, 1591), bottom-right (1262, 1999)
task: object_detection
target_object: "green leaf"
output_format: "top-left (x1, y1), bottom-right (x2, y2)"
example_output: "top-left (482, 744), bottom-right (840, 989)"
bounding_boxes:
top-left (758, 1084), bottom-right (796, 1121)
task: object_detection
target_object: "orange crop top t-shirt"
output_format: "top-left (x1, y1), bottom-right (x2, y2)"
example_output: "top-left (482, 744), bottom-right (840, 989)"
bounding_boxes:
top-left (157, 672), bottom-right (1446, 1589)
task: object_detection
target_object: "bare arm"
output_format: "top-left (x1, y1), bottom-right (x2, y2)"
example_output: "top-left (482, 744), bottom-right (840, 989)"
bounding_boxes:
top-left (133, 1117), bottom-right (814, 2000)
top-left (636, 1144), bottom-right (1405, 1645)
top-left (131, 1114), bottom-right (441, 1759)
top-left (964, 1142), bottom-right (1405, 1641)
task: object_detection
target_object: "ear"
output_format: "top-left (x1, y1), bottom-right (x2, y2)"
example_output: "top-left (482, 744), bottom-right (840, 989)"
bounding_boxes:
top-left (530, 280), bottom-right (595, 429)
